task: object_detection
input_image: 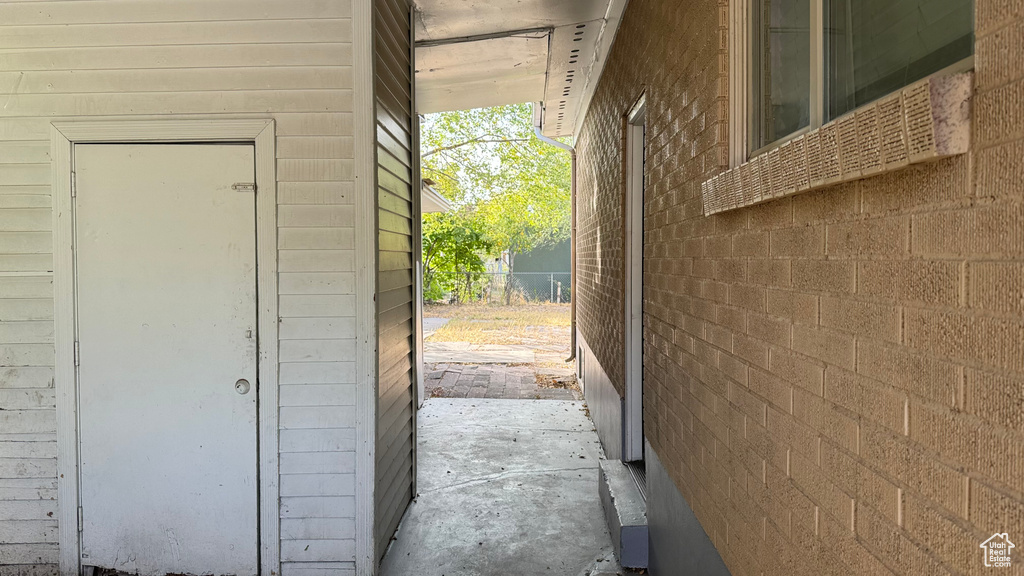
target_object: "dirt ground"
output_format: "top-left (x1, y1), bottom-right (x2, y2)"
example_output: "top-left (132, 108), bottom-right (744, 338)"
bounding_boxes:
top-left (422, 303), bottom-right (579, 400)
top-left (423, 302), bottom-right (571, 350)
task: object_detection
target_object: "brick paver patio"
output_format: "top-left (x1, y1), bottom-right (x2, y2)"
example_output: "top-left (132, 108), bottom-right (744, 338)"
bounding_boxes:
top-left (425, 362), bottom-right (581, 400)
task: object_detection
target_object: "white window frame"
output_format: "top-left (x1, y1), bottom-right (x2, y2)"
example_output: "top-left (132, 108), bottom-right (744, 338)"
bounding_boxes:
top-left (730, 0), bottom-right (974, 168)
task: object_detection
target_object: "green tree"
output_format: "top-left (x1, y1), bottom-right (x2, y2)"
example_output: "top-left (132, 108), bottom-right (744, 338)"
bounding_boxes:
top-left (420, 103), bottom-right (571, 303)
top-left (421, 211), bottom-right (491, 302)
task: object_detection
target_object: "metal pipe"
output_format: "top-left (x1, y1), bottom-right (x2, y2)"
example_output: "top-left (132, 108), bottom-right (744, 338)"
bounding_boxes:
top-left (531, 103), bottom-right (577, 363)
top-left (415, 27), bottom-right (550, 48)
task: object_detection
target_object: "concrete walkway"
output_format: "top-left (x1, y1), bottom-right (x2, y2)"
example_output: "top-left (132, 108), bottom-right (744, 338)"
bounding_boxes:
top-left (380, 399), bottom-right (624, 576)
top-left (422, 317), bottom-right (450, 339)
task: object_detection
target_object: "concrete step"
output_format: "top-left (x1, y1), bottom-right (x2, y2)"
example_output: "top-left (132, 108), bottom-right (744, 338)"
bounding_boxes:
top-left (599, 459), bottom-right (648, 569)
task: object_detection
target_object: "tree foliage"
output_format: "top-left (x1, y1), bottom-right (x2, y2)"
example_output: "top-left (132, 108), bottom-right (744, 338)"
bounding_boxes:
top-left (420, 103), bottom-right (571, 302)
top-left (421, 212), bottom-right (491, 301)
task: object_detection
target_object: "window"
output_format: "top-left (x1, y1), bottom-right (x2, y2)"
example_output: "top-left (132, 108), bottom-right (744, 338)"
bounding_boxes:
top-left (744, 0), bottom-right (974, 157)
top-left (751, 0), bottom-right (811, 151)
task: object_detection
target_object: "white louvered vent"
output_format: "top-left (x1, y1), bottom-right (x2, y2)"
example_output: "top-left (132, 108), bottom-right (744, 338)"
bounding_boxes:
top-left (702, 72), bottom-right (972, 215)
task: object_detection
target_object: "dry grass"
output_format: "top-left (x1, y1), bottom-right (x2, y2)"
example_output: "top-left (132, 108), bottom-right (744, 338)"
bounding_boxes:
top-left (424, 303), bottom-right (571, 346)
top-left (535, 372), bottom-right (581, 394)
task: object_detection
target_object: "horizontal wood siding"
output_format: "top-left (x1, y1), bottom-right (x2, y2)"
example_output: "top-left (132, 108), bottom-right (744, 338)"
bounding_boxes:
top-left (373, 0), bottom-right (416, 561)
top-left (0, 3), bottom-right (358, 573)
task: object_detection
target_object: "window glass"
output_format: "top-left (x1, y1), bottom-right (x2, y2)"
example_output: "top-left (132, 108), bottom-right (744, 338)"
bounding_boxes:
top-left (825, 0), bottom-right (973, 120)
top-left (751, 0), bottom-right (811, 152)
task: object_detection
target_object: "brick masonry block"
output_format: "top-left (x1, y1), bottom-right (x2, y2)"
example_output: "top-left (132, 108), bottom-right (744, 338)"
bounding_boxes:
top-left (704, 279), bottom-right (730, 304)
top-left (792, 260), bottom-right (856, 294)
top-left (573, 0), bottom-right (1023, 572)
top-left (904, 307), bottom-right (1024, 373)
top-left (730, 283), bottom-right (767, 313)
top-left (859, 156), bottom-right (970, 213)
top-left (903, 496), bottom-right (978, 574)
top-left (976, 77), bottom-right (1024, 147)
top-left (716, 304), bottom-right (746, 333)
top-left (968, 260), bottom-right (1024, 316)
top-left (964, 367), bottom-right (1024, 434)
top-left (977, 0), bottom-right (1024, 35)
top-left (826, 216), bottom-right (909, 257)
top-left (789, 450), bottom-right (852, 528)
top-left (912, 203), bottom-right (1024, 259)
top-left (825, 368), bottom-right (904, 434)
top-left (719, 350), bottom-right (748, 385)
top-left (911, 401), bottom-right (1024, 490)
top-left (766, 288), bottom-right (818, 325)
top-left (705, 233), bottom-right (734, 258)
top-left (969, 481), bottom-right (1024, 541)
top-left (766, 406), bottom-right (817, 461)
top-left (769, 348), bottom-right (825, 396)
top-left (707, 321), bottom-right (733, 351)
top-left (733, 230), bottom-right (769, 257)
top-left (791, 387), bottom-right (859, 454)
top-left (857, 259), bottom-right (961, 306)
top-left (734, 332), bottom-right (769, 369)
top-left (819, 296), bottom-right (900, 343)
top-left (747, 258), bottom-right (791, 287)
top-left (856, 338), bottom-right (960, 407)
top-left (976, 17), bottom-right (1024, 90)
top-left (791, 182), bottom-right (861, 225)
top-left (748, 197), bottom-right (794, 230)
top-left (715, 258), bottom-right (746, 283)
top-left (747, 312), bottom-right (792, 348)
top-left (770, 226), bottom-right (825, 258)
top-left (792, 324), bottom-right (857, 371)
top-left (976, 137), bottom-right (1024, 199)
top-left (749, 366), bottom-right (794, 414)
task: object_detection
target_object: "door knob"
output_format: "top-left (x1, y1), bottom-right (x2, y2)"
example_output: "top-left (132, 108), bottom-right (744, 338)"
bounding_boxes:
top-left (235, 379), bottom-right (251, 395)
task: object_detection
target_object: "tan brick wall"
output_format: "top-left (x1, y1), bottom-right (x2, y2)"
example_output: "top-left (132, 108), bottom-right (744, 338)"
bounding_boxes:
top-left (575, 0), bottom-right (1024, 573)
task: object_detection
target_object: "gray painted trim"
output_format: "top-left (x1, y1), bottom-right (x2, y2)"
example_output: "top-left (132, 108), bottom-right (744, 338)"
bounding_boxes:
top-left (578, 330), bottom-right (622, 461)
top-left (646, 441), bottom-right (731, 576)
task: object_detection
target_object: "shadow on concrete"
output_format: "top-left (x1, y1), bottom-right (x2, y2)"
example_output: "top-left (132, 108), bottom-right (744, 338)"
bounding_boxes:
top-left (379, 399), bottom-right (626, 576)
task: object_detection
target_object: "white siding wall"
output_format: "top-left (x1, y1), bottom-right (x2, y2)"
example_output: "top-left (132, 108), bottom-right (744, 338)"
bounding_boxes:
top-left (0, 2), bottom-right (359, 574)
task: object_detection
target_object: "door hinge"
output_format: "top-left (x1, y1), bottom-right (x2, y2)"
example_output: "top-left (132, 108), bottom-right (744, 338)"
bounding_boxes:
top-left (77, 506), bottom-right (83, 532)
top-left (71, 172), bottom-right (77, 198)
top-left (232, 182), bottom-right (256, 193)
top-left (74, 341), bottom-right (80, 367)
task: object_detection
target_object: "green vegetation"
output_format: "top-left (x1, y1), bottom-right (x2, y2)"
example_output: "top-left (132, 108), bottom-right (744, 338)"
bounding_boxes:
top-left (421, 104), bottom-right (571, 302)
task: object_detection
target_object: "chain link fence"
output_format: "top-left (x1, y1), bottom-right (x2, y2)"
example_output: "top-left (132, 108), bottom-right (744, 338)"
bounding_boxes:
top-left (425, 271), bottom-right (571, 304)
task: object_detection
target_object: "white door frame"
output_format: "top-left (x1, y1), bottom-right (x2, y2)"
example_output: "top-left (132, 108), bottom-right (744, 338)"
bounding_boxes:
top-left (623, 96), bottom-right (646, 462)
top-left (51, 119), bottom-right (280, 576)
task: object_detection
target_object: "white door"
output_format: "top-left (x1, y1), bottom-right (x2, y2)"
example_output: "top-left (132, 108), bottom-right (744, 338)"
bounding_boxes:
top-left (75, 144), bottom-right (259, 576)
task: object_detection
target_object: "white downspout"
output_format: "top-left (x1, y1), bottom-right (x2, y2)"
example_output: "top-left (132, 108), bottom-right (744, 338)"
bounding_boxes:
top-left (532, 103), bottom-right (577, 363)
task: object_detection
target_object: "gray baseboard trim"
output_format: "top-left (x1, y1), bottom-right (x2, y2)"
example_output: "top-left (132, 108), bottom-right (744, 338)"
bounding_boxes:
top-left (646, 441), bottom-right (731, 576)
top-left (577, 331), bottom-right (622, 461)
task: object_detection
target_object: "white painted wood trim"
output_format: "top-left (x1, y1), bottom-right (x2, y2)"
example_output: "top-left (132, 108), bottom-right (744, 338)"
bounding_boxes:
top-left (728, 0), bottom-right (749, 167)
top-left (52, 119), bottom-right (278, 143)
top-left (623, 109), bottom-right (645, 463)
top-left (51, 125), bottom-right (79, 576)
top-left (352, 0), bottom-right (379, 572)
top-left (51, 119), bottom-right (280, 576)
top-left (810, 0), bottom-right (825, 130)
top-left (571, 0), bottom-right (629, 137)
top-left (254, 122), bottom-right (281, 576)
